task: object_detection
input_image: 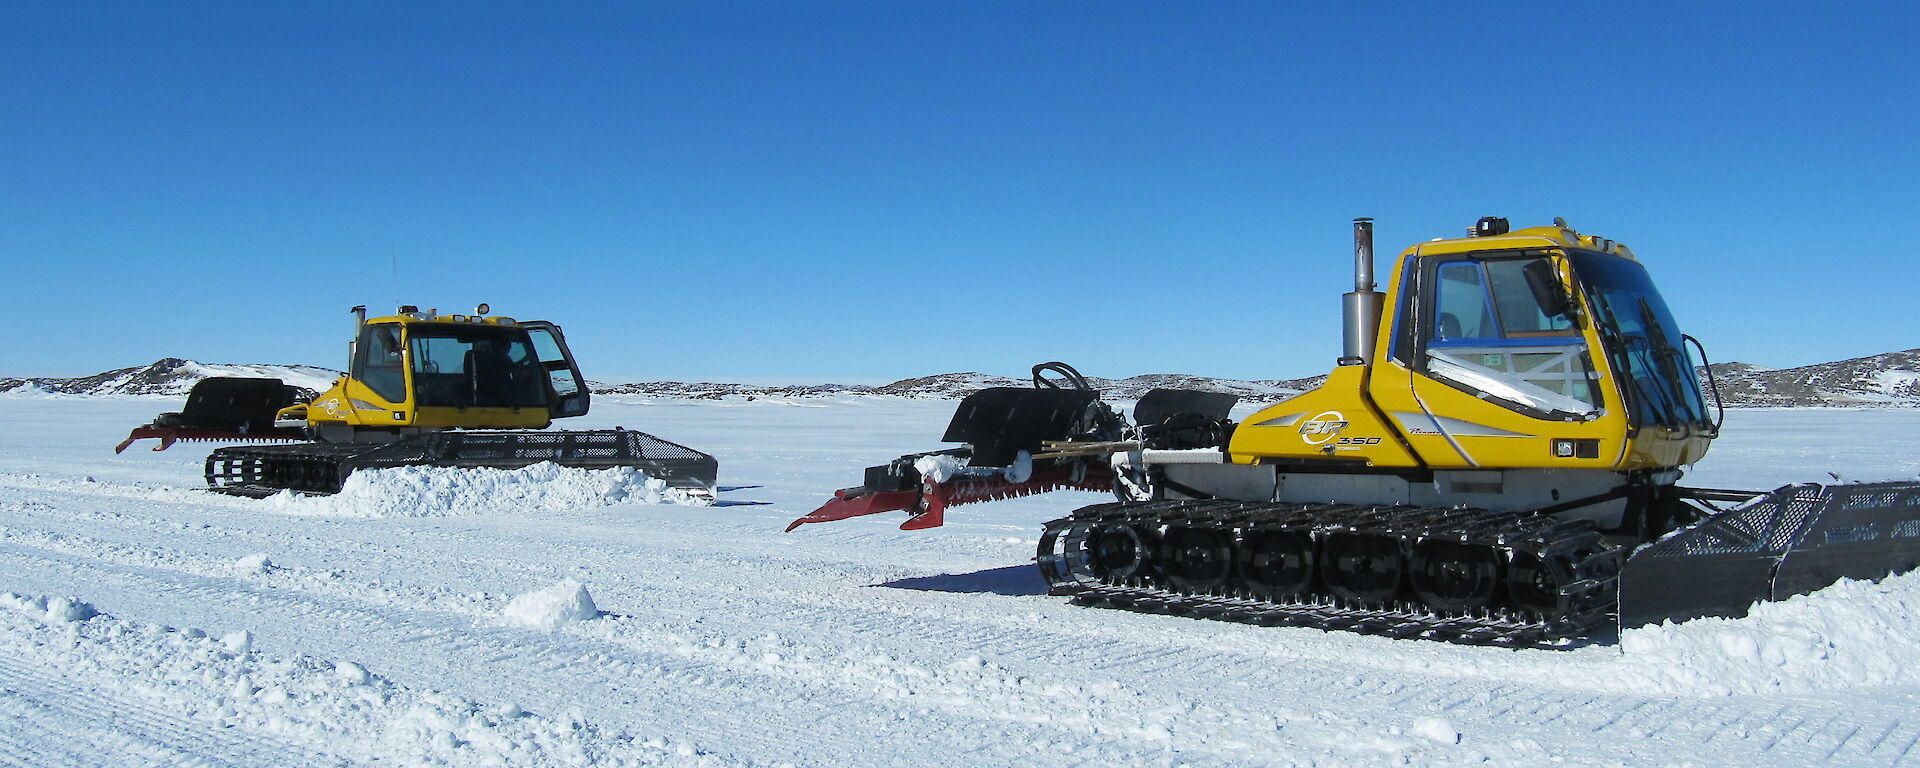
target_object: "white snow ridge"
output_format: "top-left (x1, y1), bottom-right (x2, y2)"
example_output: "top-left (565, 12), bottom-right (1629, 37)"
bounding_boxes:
top-left (1611, 570), bottom-right (1920, 695)
top-left (261, 461), bottom-right (710, 518)
top-left (0, 593), bottom-right (97, 623)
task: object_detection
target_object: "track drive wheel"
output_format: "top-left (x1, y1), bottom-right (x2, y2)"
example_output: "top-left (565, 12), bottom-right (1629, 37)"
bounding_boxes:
top-left (1085, 524), bottom-right (1153, 581)
top-left (1319, 534), bottom-right (1403, 606)
top-left (1237, 529), bottom-right (1315, 600)
top-left (1161, 526), bottom-right (1233, 592)
top-left (1505, 550), bottom-right (1570, 618)
top-left (1409, 540), bottom-right (1501, 612)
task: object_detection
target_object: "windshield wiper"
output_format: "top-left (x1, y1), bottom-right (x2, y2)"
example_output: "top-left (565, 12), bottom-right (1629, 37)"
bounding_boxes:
top-left (1590, 293), bottom-right (1666, 426)
top-left (1638, 298), bottom-right (1703, 435)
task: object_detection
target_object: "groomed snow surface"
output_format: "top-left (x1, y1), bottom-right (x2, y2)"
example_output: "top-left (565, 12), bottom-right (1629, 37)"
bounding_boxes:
top-left (2, 397), bottom-right (1919, 766)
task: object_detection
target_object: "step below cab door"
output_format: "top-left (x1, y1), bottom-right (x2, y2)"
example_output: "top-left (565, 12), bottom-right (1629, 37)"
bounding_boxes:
top-left (520, 321), bottom-right (590, 419)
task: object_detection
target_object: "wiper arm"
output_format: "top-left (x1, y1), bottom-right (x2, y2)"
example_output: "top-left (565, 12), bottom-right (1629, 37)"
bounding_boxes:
top-left (1638, 298), bottom-right (1700, 433)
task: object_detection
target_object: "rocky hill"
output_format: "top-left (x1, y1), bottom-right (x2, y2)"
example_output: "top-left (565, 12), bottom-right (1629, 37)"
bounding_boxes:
top-left (1698, 349), bottom-right (1920, 407)
top-left (0, 358), bottom-right (340, 397)
top-left (8, 350), bottom-right (1917, 407)
top-left (592, 380), bottom-right (876, 399)
top-left (598, 371), bottom-right (1316, 403)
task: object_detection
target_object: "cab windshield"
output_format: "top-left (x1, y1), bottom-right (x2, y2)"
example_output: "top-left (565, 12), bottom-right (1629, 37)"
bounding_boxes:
top-left (1567, 251), bottom-right (1709, 430)
top-left (407, 325), bottom-right (549, 409)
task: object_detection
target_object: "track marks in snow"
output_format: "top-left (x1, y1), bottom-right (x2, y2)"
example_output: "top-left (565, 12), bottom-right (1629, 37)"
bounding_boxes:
top-left (0, 654), bottom-right (337, 768)
top-left (10, 499), bottom-right (1920, 766)
top-left (0, 540), bottom-right (1236, 767)
top-left (0, 596), bottom-right (735, 768)
top-left (12, 401), bottom-right (1920, 767)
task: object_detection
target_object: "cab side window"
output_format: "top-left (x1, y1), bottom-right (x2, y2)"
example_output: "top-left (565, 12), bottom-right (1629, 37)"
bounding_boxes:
top-left (1434, 262), bottom-right (1495, 341)
top-left (354, 325), bottom-right (408, 403)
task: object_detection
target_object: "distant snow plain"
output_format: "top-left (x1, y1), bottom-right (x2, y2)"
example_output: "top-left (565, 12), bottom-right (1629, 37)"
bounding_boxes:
top-left (2, 393), bottom-right (1918, 767)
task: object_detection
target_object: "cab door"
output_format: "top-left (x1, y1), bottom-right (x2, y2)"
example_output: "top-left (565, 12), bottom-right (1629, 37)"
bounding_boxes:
top-left (520, 321), bottom-right (590, 419)
top-left (1403, 252), bottom-right (1615, 468)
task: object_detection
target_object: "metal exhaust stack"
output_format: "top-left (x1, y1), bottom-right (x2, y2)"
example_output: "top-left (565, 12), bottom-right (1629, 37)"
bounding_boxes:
top-left (347, 305), bottom-right (367, 371)
top-left (1339, 218), bottom-right (1383, 366)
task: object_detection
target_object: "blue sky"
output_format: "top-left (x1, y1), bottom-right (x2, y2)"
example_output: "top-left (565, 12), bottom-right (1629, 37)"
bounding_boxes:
top-left (4, 2), bottom-right (1914, 383)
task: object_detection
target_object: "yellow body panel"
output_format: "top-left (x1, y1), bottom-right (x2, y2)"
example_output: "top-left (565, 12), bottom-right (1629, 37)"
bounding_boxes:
top-left (1624, 423), bottom-right (1711, 468)
top-left (302, 377), bottom-right (552, 430)
top-left (1396, 363), bottom-right (1627, 469)
top-left (1228, 224), bottom-right (1711, 473)
top-left (301, 313), bottom-right (554, 432)
top-left (1229, 366), bottom-right (1421, 467)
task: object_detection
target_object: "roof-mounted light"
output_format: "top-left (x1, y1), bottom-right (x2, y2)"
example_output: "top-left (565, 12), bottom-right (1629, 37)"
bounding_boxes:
top-left (1469, 217), bottom-right (1510, 237)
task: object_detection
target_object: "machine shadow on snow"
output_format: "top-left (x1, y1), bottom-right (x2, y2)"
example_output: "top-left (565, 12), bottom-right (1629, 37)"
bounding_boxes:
top-left (709, 485), bottom-right (772, 505)
top-left (878, 565), bottom-right (1049, 596)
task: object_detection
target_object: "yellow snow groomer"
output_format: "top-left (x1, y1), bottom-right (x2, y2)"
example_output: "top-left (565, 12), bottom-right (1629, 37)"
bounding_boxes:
top-left (792, 218), bottom-right (1920, 645)
top-left (119, 305), bottom-right (716, 499)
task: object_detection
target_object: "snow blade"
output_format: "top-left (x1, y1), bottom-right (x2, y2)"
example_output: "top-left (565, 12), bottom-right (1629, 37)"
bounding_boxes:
top-left (941, 387), bottom-right (1100, 467)
top-left (116, 377), bottom-right (310, 452)
top-left (1619, 481), bottom-right (1920, 628)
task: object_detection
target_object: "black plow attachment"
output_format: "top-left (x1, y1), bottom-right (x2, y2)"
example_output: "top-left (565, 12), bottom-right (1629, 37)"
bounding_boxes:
top-left (788, 384), bottom-right (1120, 531)
top-left (788, 362), bottom-right (1132, 532)
top-left (1619, 481), bottom-right (1920, 628)
top-left (116, 377), bottom-right (311, 453)
top-left (940, 386), bottom-right (1106, 466)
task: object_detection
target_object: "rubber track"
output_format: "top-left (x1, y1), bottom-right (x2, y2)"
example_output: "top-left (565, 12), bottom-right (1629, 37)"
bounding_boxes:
top-left (203, 429), bottom-right (719, 498)
top-left (1036, 498), bottom-right (1623, 647)
top-left (204, 442), bottom-right (369, 497)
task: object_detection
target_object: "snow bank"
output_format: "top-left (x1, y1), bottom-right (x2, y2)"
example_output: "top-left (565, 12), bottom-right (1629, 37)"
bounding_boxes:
top-left (261, 461), bottom-right (709, 518)
top-left (1393, 571), bottom-right (1920, 700)
top-left (0, 593), bottom-right (97, 623)
top-left (232, 553), bottom-right (274, 575)
top-left (1607, 570), bottom-right (1920, 695)
top-left (501, 579), bottom-right (600, 630)
top-left (0, 592), bottom-right (719, 766)
top-left (1410, 716), bottom-right (1461, 745)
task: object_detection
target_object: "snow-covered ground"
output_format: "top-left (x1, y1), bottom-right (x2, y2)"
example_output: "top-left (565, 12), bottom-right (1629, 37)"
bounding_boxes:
top-left (2, 394), bottom-right (1919, 767)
